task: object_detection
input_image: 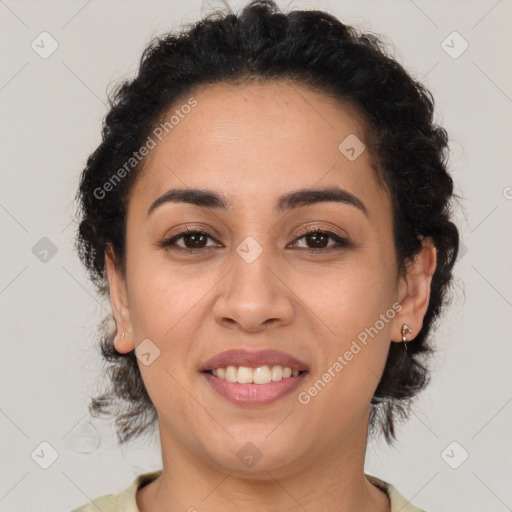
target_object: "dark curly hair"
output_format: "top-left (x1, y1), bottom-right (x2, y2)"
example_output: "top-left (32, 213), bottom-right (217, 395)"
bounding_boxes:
top-left (74, 0), bottom-right (460, 446)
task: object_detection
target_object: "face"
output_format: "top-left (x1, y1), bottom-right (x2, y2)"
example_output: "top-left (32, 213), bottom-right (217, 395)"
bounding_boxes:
top-left (107, 80), bottom-right (436, 477)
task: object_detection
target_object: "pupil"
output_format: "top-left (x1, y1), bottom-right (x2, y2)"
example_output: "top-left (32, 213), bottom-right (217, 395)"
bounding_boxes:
top-left (185, 233), bottom-right (206, 248)
top-left (307, 233), bottom-right (327, 248)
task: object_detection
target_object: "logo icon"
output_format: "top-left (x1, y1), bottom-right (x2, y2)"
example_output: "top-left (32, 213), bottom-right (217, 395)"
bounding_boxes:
top-left (441, 441), bottom-right (469, 469)
top-left (31, 32), bottom-right (59, 59)
top-left (237, 442), bottom-right (263, 468)
top-left (338, 134), bottom-right (366, 161)
top-left (135, 339), bottom-right (161, 366)
top-left (441, 32), bottom-right (469, 59)
top-left (32, 237), bottom-right (58, 263)
top-left (236, 236), bottom-right (263, 264)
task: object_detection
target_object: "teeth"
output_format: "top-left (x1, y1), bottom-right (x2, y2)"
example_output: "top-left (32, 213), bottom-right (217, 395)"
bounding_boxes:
top-left (253, 366), bottom-right (271, 384)
top-left (237, 366), bottom-right (253, 384)
top-left (225, 366), bottom-right (237, 383)
top-left (271, 365), bottom-right (282, 381)
top-left (210, 365), bottom-right (302, 384)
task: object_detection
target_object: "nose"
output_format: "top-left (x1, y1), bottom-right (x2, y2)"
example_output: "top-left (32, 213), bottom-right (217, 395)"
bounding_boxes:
top-left (212, 244), bottom-right (295, 333)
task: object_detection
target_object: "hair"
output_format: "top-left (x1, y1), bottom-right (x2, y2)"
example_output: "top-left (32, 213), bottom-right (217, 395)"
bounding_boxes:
top-left (74, 0), bottom-right (460, 446)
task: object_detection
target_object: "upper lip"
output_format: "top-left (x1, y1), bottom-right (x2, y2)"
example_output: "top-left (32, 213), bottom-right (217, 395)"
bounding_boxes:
top-left (200, 349), bottom-right (309, 372)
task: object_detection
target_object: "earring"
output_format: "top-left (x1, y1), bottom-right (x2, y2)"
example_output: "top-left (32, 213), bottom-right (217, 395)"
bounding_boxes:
top-left (114, 331), bottom-right (125, 352)
top-left (401, 324), bottom-right (412, 355)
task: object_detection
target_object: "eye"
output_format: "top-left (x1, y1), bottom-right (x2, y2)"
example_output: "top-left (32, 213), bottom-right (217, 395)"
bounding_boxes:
top-left (159, 226), bottom-right (350, 253)
top-left (159, 228), bottom-right (221, 252)
top-left (290, 228), bottom-right (350, 252)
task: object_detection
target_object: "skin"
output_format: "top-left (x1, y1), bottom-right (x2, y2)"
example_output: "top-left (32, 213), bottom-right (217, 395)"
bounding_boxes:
top-left (105, 80), bottom-right (437, 512)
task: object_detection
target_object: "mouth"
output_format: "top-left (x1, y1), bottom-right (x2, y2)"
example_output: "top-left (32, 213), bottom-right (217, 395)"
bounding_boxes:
top-left (202, 366), bottom-right (307, 384)
top-left (199, 349), bottom-right (309, 406)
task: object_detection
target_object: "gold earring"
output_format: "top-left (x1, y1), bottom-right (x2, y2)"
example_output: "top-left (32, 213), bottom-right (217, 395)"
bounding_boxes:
top-left (401, 324), bottom-right (412, 355)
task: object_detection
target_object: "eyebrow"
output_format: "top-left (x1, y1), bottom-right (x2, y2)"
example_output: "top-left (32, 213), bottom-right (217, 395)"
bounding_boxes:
top-left (147, 186), bottom-right (369, 218)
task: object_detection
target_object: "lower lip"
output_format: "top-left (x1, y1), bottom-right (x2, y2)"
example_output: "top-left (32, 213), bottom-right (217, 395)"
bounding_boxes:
top-left (201, 371), bottom-right (308, 406)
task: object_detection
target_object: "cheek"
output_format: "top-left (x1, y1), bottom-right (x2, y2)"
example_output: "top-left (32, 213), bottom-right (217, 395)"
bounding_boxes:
top-left (302, 248), bottom-right (396, 337)
top-left (124, 234), bottom-right (184, 332)
top-left (127, 266), bottom-right (198, 339)
top-left (296, 247), bottom-right (396, 393)
top-left (125, 245), bottom-right (226, 354)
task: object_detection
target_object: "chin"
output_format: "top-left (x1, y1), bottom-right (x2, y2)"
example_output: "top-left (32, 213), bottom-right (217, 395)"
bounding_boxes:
top-left (198, 430), bottom-right (308, 477)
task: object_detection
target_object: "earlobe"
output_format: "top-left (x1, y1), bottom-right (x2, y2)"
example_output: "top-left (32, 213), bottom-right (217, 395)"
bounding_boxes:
top-left (391, 237), bottom-right (437, 343)
top-left (105, 245), bottom-right (135, 353)
top-left (113, 330), bottom-right (134, 354)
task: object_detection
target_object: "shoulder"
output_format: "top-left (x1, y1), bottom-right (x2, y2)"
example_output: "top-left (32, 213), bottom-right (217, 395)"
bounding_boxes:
top-left (70, 469), bottom-right (163, 512)
top-left (365, 473), bottom-right (427, 512)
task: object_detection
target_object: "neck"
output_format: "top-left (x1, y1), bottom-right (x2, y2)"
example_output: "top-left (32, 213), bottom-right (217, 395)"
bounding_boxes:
top-left (137, 412), bottom-right (390, 512)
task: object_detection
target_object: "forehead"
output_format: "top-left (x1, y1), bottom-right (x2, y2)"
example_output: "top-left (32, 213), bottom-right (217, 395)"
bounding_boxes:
top-left (129, 80), bottom-right (390, 221)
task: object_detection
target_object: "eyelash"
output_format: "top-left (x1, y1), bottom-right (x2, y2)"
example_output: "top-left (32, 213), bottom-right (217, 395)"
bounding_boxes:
top-left (158, 226), bottom-right (351, 254)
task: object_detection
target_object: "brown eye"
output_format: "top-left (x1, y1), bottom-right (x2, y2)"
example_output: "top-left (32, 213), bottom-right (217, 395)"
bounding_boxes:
top-left (180, 232), bottom-right (209, 249)
top-left (303, 232), bottom-right (330, 249)
top-left (159, 228), bottom-right (350, 253)
top-left (291, 229), bottom-right (350, 251)
top-left (160, 230), bottom-right (219, 252)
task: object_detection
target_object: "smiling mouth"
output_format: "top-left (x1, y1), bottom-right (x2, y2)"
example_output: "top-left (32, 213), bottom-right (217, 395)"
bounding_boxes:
top-left (202, 365), bottom-right (307, 385)
top-left (201, 365), bottom-right (308, 406)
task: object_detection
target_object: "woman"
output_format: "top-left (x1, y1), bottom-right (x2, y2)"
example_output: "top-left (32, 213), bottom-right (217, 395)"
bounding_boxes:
top-left (71, 1), bottom-right (459, 510)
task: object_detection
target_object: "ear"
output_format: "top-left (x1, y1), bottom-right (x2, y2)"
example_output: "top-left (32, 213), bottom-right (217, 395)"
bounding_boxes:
top-left (105, 245), bottom-right (135, 353)
top-left (391, 236), bottom-right (437, 343)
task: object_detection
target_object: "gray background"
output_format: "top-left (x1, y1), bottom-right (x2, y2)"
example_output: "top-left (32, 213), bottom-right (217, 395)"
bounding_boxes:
top-left (1, 0), bottom-right (511, 511)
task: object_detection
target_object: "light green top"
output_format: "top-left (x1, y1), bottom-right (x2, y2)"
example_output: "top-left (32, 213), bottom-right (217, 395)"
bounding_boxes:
top-left (70, 469), bottom-right (426, 512)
